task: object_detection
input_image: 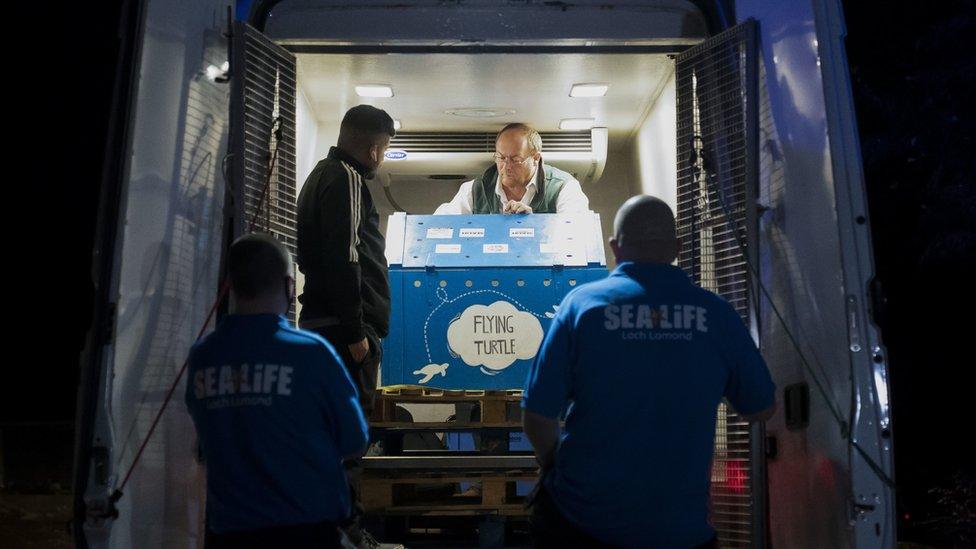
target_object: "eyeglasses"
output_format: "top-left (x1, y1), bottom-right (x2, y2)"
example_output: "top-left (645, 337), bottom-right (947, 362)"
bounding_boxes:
top-left (493, 153), bottom-right (533, 166)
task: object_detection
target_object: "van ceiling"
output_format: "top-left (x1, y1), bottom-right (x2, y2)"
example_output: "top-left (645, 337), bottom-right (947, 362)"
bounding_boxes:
top-left (296, 53), bottom-right (673, 140)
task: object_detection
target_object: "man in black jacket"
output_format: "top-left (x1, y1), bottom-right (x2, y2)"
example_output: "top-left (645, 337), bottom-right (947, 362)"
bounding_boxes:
top-left (297, 104), bottom-right (395, 418)
top-left (296, 105), bottom-right (397, 548)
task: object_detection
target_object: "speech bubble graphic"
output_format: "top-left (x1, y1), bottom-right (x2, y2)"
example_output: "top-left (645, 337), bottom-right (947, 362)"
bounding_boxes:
top-left (446, 300), bottom-right (544, 372)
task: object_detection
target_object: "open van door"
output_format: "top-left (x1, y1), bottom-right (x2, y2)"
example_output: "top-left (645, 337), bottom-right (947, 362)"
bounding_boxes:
top-left (674, 2), bottom-right (895, 547)
top-left (74, 1), bottom-right (233, 547)
top-left (227, 21), bottom-right (298, 298)
top-left (74, 2), bottom-right (301, 543)
top-left (674, 20), bottom-right (768, 548)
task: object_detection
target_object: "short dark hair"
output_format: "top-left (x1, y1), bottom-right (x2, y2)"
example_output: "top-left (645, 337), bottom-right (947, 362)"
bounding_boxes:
top-left (340, 104), bottom-right (396, 141)
top-left (228, 233), bottom-right (293, 300)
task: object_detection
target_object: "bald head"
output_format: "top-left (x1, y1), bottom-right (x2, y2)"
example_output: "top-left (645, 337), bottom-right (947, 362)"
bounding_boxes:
top-left (228, 233), bottom-right (294, 304)
top-left (496, 123), bottom-right (542, 155)
top-left (610, 195), bottom-right (679, 264)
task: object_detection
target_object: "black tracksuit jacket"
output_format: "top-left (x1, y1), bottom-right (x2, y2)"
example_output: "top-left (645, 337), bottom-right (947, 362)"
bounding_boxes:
top-left (296, 147), bottom-right (390, 343)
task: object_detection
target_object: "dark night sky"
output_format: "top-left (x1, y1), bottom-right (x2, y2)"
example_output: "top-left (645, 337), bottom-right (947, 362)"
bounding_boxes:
top-left (10, 0), bottom-right (974, 545)
top-left (844, 0), bottom-right (975, 542)
top-left (10, 3), bottom-right (124, 422)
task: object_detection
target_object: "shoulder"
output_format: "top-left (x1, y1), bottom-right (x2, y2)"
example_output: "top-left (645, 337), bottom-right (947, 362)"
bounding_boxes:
top-left (556, 277), bottom-right (619, 322)
top-left (276, 325), bottom-right (344, 363)
top-left (695, 285), bottom-right (735, 311)
top-left (190, 326), bottom-right (224, 355)
top-left (544, 164), bottom-right (579, 184)
top-left (310, 158), bottom-right (357, 187)
top-left (690, 286), bottom-right (743, 327)
top-left (187, 328), bottom-right (224, 370)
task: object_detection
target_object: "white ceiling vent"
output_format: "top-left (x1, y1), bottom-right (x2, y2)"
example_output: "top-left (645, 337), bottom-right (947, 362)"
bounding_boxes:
top-left (378, 128), bottom-right (608, 186)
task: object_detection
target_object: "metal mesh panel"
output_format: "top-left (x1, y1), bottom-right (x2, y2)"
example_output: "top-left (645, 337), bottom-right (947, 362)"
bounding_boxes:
top-left (676, 21), bottom-right (759, 548)
top-left (239, 24), bottom-right (297, 252)
top-left (233, 23), bottom-right (297, 320)
top-left (106, 20), bottom-right (229, 540)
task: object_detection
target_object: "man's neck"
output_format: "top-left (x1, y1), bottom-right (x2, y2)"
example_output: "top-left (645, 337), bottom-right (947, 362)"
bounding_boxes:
top-left (502, 181), bottom-right (528, 202)
top-left (331, 145), bottom-right (369, 176)
top-left (500, 165), bottom-right (538, 202)
top-left (233, 298), bottom-right (285, 316)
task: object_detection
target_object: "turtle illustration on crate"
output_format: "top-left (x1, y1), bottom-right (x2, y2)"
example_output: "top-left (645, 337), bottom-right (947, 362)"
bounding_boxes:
top-left (412, 363), bottom-right (448, 384)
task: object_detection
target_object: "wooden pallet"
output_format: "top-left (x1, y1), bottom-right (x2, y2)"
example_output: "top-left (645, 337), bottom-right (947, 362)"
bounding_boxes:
top-left (358, 470), bottom-right (537, 516)
top-left (371, 388), bottom-right (524, 429)
top-left (365, 388), bottom-right (535, 522)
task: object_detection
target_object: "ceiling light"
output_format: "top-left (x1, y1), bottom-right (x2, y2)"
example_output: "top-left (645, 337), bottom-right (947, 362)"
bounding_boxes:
top-left (444, 107), bottom-right (516, 118)
top-left (393, 119), bottom-right (401, 130)
top-left (570, 83), bottom-right (609, 98)
top-left (559, 118), bottom-right (596, 130)
top-left (204, 65), bottom-right (223, 82)
top-left (355, 84), bottom-right (393, 98)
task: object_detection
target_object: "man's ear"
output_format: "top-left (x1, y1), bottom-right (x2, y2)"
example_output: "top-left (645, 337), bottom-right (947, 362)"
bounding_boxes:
top-left (609, 237), bottom-right (621, 261)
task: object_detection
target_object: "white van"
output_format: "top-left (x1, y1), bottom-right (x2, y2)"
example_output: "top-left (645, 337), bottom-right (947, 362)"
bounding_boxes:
top-left (73, 1), bottom-right (894, 547)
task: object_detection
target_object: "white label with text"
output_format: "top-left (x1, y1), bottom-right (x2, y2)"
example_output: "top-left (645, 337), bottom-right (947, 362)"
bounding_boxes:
top-left (435, 244), bottom-right (462, 254)
top-left (483, 244), bottom-right (509, 254)
top-left (426, 228), bottom-right (454, 239)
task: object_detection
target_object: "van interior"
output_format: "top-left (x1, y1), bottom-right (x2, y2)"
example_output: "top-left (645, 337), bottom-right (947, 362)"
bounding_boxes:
top-left (289, 48), bottom-right (755, 541)
top-left (292, 50), bottom-right (680, 416)
top-left (293, 52), bottom-right (678, 256)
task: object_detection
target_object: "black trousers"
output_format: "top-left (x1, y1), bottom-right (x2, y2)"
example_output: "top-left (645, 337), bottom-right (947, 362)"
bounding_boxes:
top-left (309, 325), bottom-right (382, 417)
top-left (206, 520), bottom-right (341, 549)
top-left (527, 480), bottom-right (719, 549)
top-left (308, 325), bottom-right (383, 537)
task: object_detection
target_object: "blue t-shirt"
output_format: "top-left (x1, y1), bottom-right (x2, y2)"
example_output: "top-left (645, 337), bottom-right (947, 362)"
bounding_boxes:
top-left (185, 313), bottom-right (369, 533)
top-left (522, 262), bottom-right (775, 548)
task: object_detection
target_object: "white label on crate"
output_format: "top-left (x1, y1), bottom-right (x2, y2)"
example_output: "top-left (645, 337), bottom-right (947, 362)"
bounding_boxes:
top-left (425, 228), bottom-right (454, 239)
top-left (459, 228), bottom-right (485, 238)
top-left (435, 244), bottom-right (461, 254)
top-left (483, 243), bottom-right (509, 254)
top-left (509, 227), bottom-right (535, 238)
top-left (446, 300), bottom-right (544, 372)
top-left (539, 242), bottom-right (560, 254)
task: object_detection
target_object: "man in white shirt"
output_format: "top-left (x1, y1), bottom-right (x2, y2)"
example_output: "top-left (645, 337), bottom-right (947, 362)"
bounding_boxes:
top-left (433, 123), bottom-right (590, 215)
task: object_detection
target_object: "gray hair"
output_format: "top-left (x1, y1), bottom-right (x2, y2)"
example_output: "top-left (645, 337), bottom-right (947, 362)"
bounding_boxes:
top-left (497, 122), bottom-right (543, 154)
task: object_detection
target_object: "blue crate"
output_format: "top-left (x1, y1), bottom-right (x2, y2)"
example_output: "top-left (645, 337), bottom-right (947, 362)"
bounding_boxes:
top-left (383, 212), bottom-right (608, 390)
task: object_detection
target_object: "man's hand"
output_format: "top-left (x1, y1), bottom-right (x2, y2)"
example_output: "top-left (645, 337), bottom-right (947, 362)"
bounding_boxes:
top-left (348, 337), bottom-right (369, 364)
top-left (503, 200), bottom-right (533, 214)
